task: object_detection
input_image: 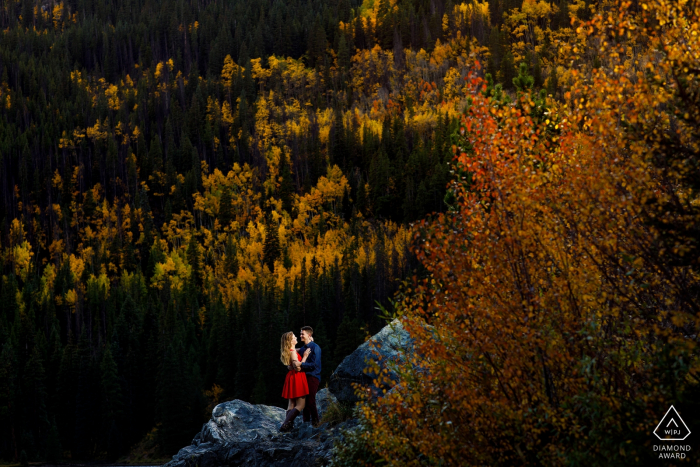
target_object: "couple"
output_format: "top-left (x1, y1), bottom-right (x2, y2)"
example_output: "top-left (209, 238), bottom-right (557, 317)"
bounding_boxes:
top-left (279, 326), bottom-right (322, 432)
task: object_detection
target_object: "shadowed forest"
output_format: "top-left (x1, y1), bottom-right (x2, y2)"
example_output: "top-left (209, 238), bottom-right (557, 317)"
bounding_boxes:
top-left (1, 0), bottom-right (698, 463)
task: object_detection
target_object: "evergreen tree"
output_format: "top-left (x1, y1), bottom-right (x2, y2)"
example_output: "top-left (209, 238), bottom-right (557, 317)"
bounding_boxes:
top-left (100, 346), bottom-right (123, 457)
top-left (499, 51), bottom-right (516, 89)
top-left (156, 341), bottom-right (192, 454)
top-left (0, 342), bottom-right (16, 459)
top-left (45, 417), bottom-right (61, 463)
top-left (278, 153), bottom-right (294, 214)
top-left (251, 371), bottom-right (267, 404)
top-left (262, 214), bottom-right (281, 273)
top-left (513, 62), bottom-right (534, 93)
top-left (337, 33), bottom-right (351, 71)
top-left (333, 313), bottom-right (364, 364)
top-left (547, 65), bottom-right (560, 97)
top-left (307, 17), bottom-right (327, 68)
top-left (149, 135), bottom-right (164, 177)
top-left (219, 187), bottom-right (234, 227)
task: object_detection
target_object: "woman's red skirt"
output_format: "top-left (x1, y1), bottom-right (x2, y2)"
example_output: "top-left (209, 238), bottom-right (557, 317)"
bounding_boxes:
top-left (282, 369), bottom-right (309, 399)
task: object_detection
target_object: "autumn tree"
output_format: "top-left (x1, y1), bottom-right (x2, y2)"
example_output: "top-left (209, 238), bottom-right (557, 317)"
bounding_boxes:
top-left (339, 0), bottom-right (700, 464)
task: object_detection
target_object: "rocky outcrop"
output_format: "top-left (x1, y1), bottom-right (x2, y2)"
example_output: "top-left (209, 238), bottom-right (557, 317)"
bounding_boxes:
top-left (164, 397), bottom-right (352, 467)
top-left (328, 319), bottom-right (411, 402)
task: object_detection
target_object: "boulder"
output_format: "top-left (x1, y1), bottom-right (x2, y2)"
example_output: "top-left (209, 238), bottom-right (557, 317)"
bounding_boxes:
top-left (315, 388), bottom-right (337, 419)
top-left (164, 396), bottom-right (349, 467)
top-left (203, 400), bottom-right (285, 444)
top-left (328, 319), bottom-right (412, 402)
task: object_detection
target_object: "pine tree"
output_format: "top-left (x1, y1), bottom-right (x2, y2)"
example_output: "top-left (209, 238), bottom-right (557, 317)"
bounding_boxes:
top-left (307, 17), bottom-right (327, 68)
top-left (513, 62), bottom-right (534, 93)
top-left (499, 51), bottom-right (516, 89)
top-left (56, 336), bottom-right (76, 454)
top-left (219, 188), bottom-right (234, 227)
top-left (376, 0), bottom-right (393, 49)
top-left (278, 153), bottom-right (294, 214)
top-left (224, 236), bottom-right (239, 276)
top-left (369, 147), bottom-right (393, 218)
top-left (333, 313), bottom-right (364, 364)
top-left (1, 275), bottom-right (19, 325)
top-left (0, 342), bottom-right (17, 458)
top-left (262, 214), bottom-right (281, 273)
top-left (337, 33), bottom-right (351, 71)
top-left (531, 52), bottom-right (543, 88)
top-left (156, 341), bottom-right (191, 454)
top-left (74, 330), bottom-right (96, 459)
top-left (45, 417), bottom-right (61, 463)
top-left (149, 135), bottom-right (163, 176)
top-left (547, 66), bottom-right (560, 97)
top-left (100, 346), bottom-right (123, 457)
top-left (186, 233), bottom-right (202, 290)
top-left (251, 371), bottom-right (267, 404)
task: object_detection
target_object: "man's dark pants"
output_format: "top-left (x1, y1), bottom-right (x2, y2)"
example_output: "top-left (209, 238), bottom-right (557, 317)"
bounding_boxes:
top-left (304, 375), bottom-right (320, 423)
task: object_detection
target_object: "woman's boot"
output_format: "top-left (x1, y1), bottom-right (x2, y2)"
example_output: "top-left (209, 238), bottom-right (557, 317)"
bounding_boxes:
top-left (279, 408), bottom-right (299, 432)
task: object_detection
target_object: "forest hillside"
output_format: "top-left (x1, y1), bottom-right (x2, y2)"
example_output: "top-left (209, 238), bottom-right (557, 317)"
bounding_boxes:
top-left (2, 0), bottom-right (696, 463)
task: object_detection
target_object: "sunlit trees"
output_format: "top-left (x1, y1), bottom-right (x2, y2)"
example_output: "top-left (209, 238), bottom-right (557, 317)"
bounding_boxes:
top-left (342, 0), bottom-right (700, 464)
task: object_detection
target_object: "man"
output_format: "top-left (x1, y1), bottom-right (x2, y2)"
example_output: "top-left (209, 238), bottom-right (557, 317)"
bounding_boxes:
top-left (290, 326), bottom-right (321, 426)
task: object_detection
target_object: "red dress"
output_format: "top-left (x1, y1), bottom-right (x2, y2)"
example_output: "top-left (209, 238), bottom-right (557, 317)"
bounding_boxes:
top-left (281, 350), bottom-right (309, 399)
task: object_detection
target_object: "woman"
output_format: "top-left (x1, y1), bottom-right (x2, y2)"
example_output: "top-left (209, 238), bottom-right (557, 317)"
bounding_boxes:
top-left (279, 331), bottom-right (311, 432)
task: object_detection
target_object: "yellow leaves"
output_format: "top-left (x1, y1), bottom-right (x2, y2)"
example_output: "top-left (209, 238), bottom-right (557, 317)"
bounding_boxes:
top-left (0, 81), bottom-right (10, 110)
top-left (105, 84), bottom-right (120, 110)
top-left (52, 204), bottom-right (63, 222)
top-left (58, 130), bottom-right (75, 149)
top-left (317, 108), bottom-right (334, 145)
top-left (51, 170), bottom-right (63, 191)
top-left (220, 100), bottom-right (234, 127)
top-left (153, 62), bottom-right (164, 81)
top-left (87, 272), bottom-right (110, 301)
top-left (86, 118), bottom-right (109, 142)
top-left (72, 127), bottom-right (86, 142)
top-left (221, 55), bottom-right (241, 90)
top-left (251, 58), bottom-right (272, 84)
top-left (64, 289), bottom-right (77, 309)
top-left (292, 165), bottom-right (349, 237)
top-left (69, 253), bottom-right (85, 282)
top-left (154, 60), bottom-right (174, 81)
top-left (503, 0), bottom-right (555, 61)
top-left (151, 250), bottom-right (190, 291)
top-left (52, 2), bottom-right (65, 30)
top-left (12, 241), bottom-right (33, 281)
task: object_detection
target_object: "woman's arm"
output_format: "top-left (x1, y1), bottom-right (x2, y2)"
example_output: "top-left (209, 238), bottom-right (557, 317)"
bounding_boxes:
top-left (290, 350), bottom-right (304, 371)
top-left (301, 348), bottom-right (311, 363)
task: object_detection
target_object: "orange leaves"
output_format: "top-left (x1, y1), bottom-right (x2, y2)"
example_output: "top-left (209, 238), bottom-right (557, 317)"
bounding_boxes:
top-left (355, 2), bottom-right (700, 461)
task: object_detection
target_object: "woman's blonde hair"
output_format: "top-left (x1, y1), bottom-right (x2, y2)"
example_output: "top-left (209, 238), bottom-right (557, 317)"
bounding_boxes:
top-left (280, 332), bottom-right (295, 366)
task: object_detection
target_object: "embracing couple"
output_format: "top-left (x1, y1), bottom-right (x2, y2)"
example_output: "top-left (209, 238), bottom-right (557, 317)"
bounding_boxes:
top-left (279, 326), bottom-right (322, 432)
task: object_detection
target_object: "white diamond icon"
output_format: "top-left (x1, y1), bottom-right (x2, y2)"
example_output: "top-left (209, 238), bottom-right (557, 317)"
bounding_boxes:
top-left (654, 405), bottom-right (691, 441)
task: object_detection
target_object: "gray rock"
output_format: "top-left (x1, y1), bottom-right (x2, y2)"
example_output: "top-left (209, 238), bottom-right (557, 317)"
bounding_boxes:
top-left (315, 388), bottom-right (337, 419)
top-left (163, 398), bottom-right (346, 467)
top-left (328, 319), bottom-right (412, 402)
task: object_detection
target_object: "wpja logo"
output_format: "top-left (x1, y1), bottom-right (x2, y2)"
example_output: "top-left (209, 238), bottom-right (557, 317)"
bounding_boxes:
top-left (653, 405), bottom-right (691, 460)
